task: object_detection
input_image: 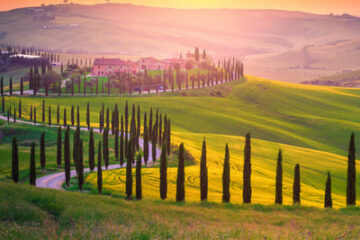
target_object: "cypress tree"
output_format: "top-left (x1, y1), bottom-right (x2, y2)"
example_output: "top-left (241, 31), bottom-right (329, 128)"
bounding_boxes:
top-left (42, 100), bottom-right (45, 123)
top-left (57, 127), bottom-right (62, 168)
top-left (13, 108), bottom-right (16, 123)
top-left (275, 149), bottom-right (283, 204)
top-left (136, 154), bottom-right (142, 200)
top-left (149, 108), bottom-right (153, 141)
top-left (347, 133), bottom-right (356, 206)
top-left (115, 128), bottom-right (119, 161)
top-left (103, 128), bottom-right (109, 169)
top-left (160, 143), bottom-right (167, 200)
top-left (143, 113), bottom-right (149, 165)
top-left (76, 106), bottom-right (80, 127)
top-left (9, 77), bottom-right (12, 96)
top-left (97, 141), bottom-right (102, 194)
top-left (71, 105), bottom-right (74, 126)
top-left (130, 104), bottom-right (136, 157)
top-left (158, 113), bottom-right (162, 145)
top-left (222, 143), bottom-right (230, 203)
top-left (2, 96), bottom-right (4, 113)
top-left (136, 105), bottom-right (140, 150)
top-left (176, 142), bottom-right (185, 202)
top-left (152, 125), bottom-right (157, 162)
top-left (12, 137), bottom-right (19, 183)
top-left (126, 140), bottom-right (133, 200)
top-left (34, 107), bottom-right (36, 125)
top-left (125, 102), bottom-right (129, 156)
top-left (89, 128), bottom-right (95, 171)
top-left (167, 119), bottom-right (171, 155)
top-left (293, 164), bottom-right (301, 205)
top-left (86, 102), bottom-right (90, 130)
top-left (40, 132), bottom-right (46, 170)
top-left (18, 100), bottom-right (21, 119)
top-left (48, 106), bottom-right (51, 126)
top-left (120, 115), bottom-right (124, 166)
top-left (200, 138), bottom-right (208, 201)
top-left (20, 78), bottom-right (23, 95)
top-left (324, 171), bottom-right (332, 208)
top-left (106, 107), bottom-right (109, 130)
top-left (29, 142), bottom-right (36, 186)
top-left (64, 126), bottom-right (70, 186)
top-left (71, 79), bottom-right (74, 96)
top-left (78, 140), bottom-right (84, 191)
top-left (63, 108), bottom-right (67, 127)
top-left (57, 104), bottom-right (60, 125)
top-left (0, 76), bottom-right (3, 95)
top-left (243, 133), bottom-right (252, 204)
top-left (45, 77), bottom-right (48, 96)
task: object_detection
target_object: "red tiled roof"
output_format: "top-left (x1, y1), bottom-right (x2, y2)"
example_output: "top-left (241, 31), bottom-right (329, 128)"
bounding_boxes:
top-left (93, 58), bottom-right (126, 66)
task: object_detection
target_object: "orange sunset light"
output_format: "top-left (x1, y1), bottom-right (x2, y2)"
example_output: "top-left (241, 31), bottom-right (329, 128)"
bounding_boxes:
top-left (1, 0), bottom-right (360, 15)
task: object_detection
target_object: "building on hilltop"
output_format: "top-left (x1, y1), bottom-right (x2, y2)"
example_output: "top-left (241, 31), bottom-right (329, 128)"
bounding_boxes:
top-left (92, 58), bottom-right (136, 76)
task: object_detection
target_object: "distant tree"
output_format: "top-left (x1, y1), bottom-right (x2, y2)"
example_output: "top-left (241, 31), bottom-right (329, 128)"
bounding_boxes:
top-left (243, 133), bottom-right (252, 204)
top-left (9, 77), bottom-right (12, 96)
top-left (125, 102), bottom-right (129, 156)
top-left (63, 108), bottom-right (67, 127)
top-left (200, 138), bottom-right (208, 201)
top-left (166, 120), bottom-right (171, 155)
top-left (13, 107), bottom-right (16, 123)
top-left (126, 140), bottom-right (133, 200)
top-left (158, 113), bottom-right (162, 145)
top-left (115, 128), bottom-right (119, 161)
top-left (20, 78), bottom-right (23, 95)
top-left (149, 108), bottom-right (153, 141)
top-left (40, 132), bottom-right (46, 170)
top-left (18, 100), bottom-right (22, 119)
top-left (78, 140), bottom-right (84, 191)
top-left (136, 154), bottom-right (142, 200)
top-left (120, 115), bottom-right (124, 166)
top-left (202, 49), bottom-right (206, 59)
top-left (89, 128), bottom-right (95, 171)
top-left (195, 47), bottom-right (200, 62)
top-left (160, 144), bottom-right (167, 200)
top-left (1, 96), bottom-right (4, 113)
top-left (34, 107), bottom-right (36, 124)
top-left (324, 171), bottom-right (332, 208)
top-left (71, 105), bottom-right (74, 126)
top-left (106, 107), bottom-right (109, 130)
top-left (222, 143), bottom-right (230, 203)
top-left (57, 127), bottom-right (62, 168)
top-left (29, 142), bottom-right (36, 186)
top-left (143, 113), bottom-right (149, 165)
top-left (103, 128), bottom-right (109, 169)
top-left (136, 105), bottom-right (140, 150)
top-left (152, 125), bottom-right (157, 162)
top-left (347, 133), bottom-right (356, 206)
top-left (42, 100), bottom-right (45, 123)
top-left (76, 106), bottom-right (80, 127)
top-left (0, 76), bottom-right (3, 95)
top-left (12, 137), bottom-right (19, 183)
top-left (97, 141), bottom-right (102, 194)
top-left (293, 164), bottom-right (301, 205)
top-left (275, 149), bottom-right (283, 204)
top-left (83, 77), bottom-right (87, 96)
top-left (86, 102), bottom-right (90, 129)
top-left (176, 142), bottom-right (185, 202)
top-left (57, 104), bottom-right (60, 125)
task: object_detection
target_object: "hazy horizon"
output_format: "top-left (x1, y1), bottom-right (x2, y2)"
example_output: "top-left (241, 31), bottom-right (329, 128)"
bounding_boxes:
top-left (1, 0), bottom-right (360, 16)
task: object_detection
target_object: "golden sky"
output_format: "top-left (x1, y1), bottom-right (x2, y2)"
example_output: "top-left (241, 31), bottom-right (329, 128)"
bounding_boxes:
top-left (1, 0), bottom-right (360, 15)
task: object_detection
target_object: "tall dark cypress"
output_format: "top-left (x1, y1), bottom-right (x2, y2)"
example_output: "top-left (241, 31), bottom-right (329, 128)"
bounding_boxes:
top-left (120, 115), bottom-right (124, 166)
top-left (9, 77), bottom-right (12, 96)
top-left (293, 164), bottom-right (301, 205)
top-left (324, 171), bottom-right (332, 208)
top-left (103, 128), bottom-right (109, 169)
top-left (200, 138), bottom-right (208, 201)
top-left (86, 102), bottom-right (90, 130)
top-left (152, 125), bottom-right (157, 162)
top-left (63, 108), bottom-right (67, 127)
top-left (12, 137), bottom-right (19, 183)
top-left (347, 133), bottom-right (356, 206)
top-left (160, 143), bottom-right (167, 200)
top-left (167, 119), bottom-right (171, 155)
top-left (20, 78), bottom-right (23, 95)
top-left (76, 106), bottom-right (80, 127)
top-left (136, 154), bottom-right (142, 200)
top-left (56, 104), bottom-right (60, 125)
top-left (73, 126), bottom-right (80, 173)
top-left (126, 140), bottom-right (133, 200)
top-left (71, 105), bottom-right (74, 126)
top-left (29, 142), bottom-right (36, 186)
top-left (275, 149), bottom-right (283, 204)
top-left (130, 104), bottom-right (136, 156)
top-left (136, 105), bottom-right (140, 150)
top-left (57, 127), bottom-right (62, 168)
top-left (222, 143), bottom-right (230, 203)
top-left (125, 102), bottom-right (129, 156)
top-left (2, 96), bottom-right (4, 113)
top-left (40, 132), bottom-right (46, 170)
top-left (143, 113), bottom-right (149, 165)
top-left (78, 140), bottom-right (84, 191)
top-left (115, 128), bottom-right (119, 161)
top-left (97, 141), bottom-right (102, 194)
top-left (106, 107), bottom-right (109, 130)
top-left (34, 107), bottom-right (36, 124)
top-left (158, 113), bottom-right (162, 145)
top-left (0, 76), bottom-right (3, 96)
top-left (149, 108), bottom-right (153, 141)
top-left (176, 142), bottom-right (185, 202)
top-left (42, 100), bottom-right (45, 123)
top-left (89, 128), bottom-right (95, 171)
top-left (243, 133), bottom-right (252, 204)
top-left (18, 100), bottom-right (21, 119)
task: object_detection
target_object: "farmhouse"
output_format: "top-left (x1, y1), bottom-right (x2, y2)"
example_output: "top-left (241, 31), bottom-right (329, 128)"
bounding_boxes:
top-left (92, 58), bottom-right (132, 76)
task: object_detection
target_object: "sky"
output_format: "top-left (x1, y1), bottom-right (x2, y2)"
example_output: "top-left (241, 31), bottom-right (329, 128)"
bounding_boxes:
top-left (1, 0), bottom-right (360, 15)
